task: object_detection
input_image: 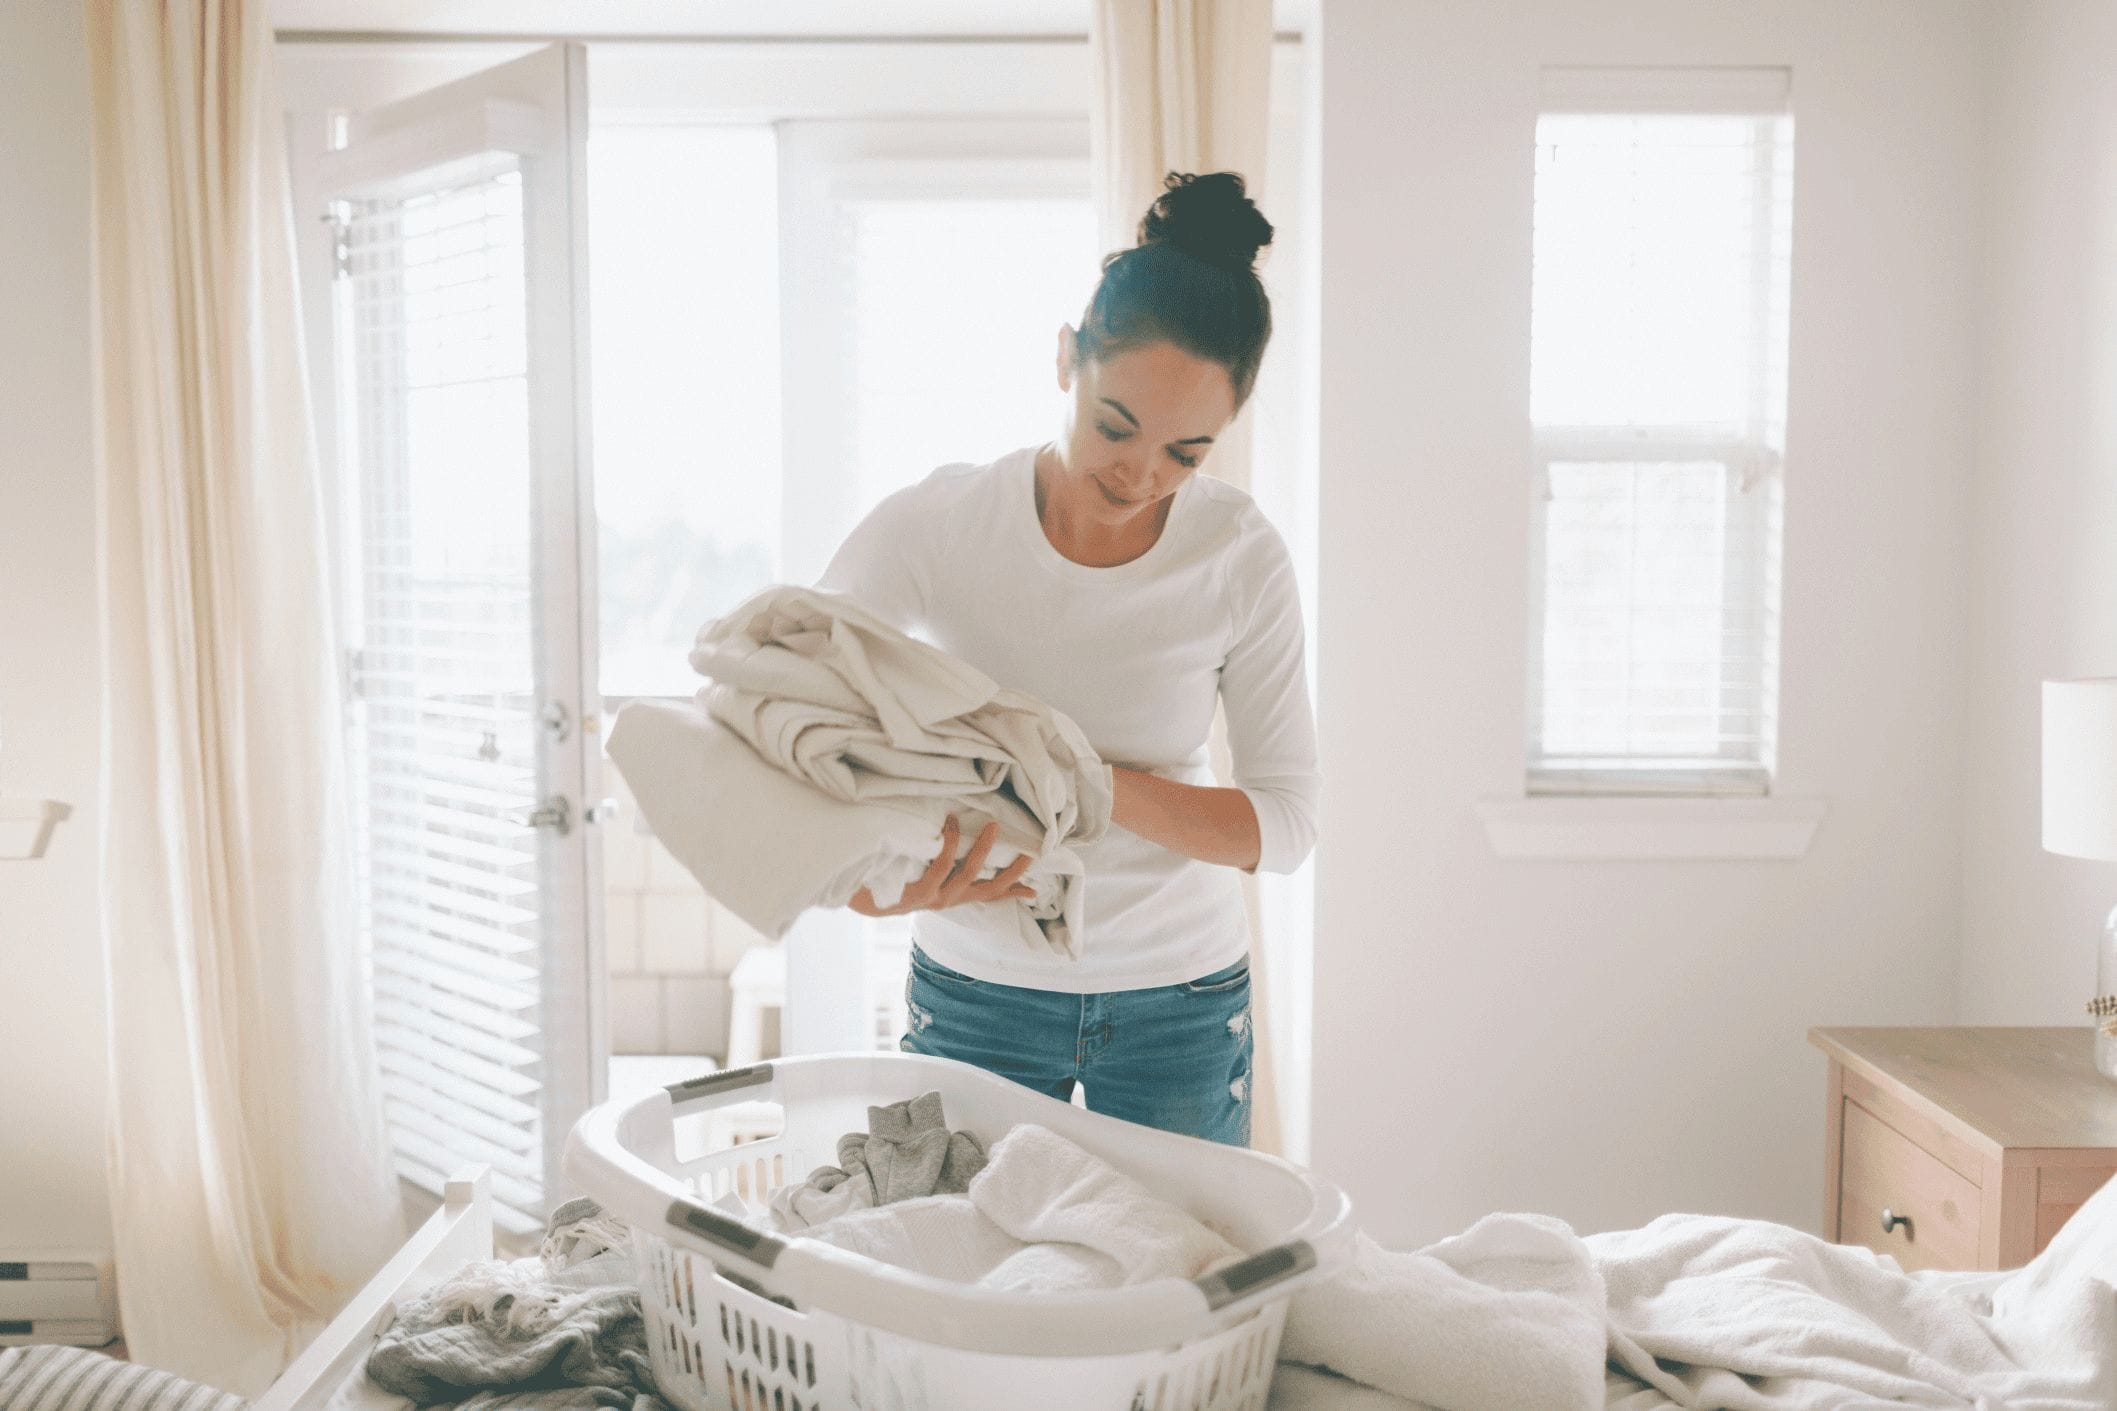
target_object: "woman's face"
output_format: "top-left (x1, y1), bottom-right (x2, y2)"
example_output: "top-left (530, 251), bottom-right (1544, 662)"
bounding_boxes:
top-left (1050, 326), bottom-right (1236, 525)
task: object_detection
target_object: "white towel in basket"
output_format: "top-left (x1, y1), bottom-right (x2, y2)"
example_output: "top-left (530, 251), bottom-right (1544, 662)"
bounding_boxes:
top-left (969, 1122), bottom-right (1239, 1282)
top-left (793, 1122), bottom-right (1242, 1293)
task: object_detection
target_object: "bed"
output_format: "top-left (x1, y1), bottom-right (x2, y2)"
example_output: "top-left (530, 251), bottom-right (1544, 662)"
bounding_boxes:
top-left (242, 1104), bottom-right (2117, 1411)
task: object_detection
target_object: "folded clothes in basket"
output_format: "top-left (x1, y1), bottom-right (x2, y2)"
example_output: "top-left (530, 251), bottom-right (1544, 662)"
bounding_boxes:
top-left (787, 1122), bottom-right (1243, 1293)
top-left (367, 1198), bottom-right (671, 1411)
top-left (765, 1089), bottom-right (989, 1232)
top-left (608, 585), bottom-right (1111, 959)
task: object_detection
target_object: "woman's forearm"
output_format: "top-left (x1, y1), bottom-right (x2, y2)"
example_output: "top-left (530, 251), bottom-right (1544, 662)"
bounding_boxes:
top-left (1107, 765), bottom-right (1263, 872)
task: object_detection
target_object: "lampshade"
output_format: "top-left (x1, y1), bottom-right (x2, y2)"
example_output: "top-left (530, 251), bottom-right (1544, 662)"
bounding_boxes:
top-left (2043, 677), bottom-right (2117, 862)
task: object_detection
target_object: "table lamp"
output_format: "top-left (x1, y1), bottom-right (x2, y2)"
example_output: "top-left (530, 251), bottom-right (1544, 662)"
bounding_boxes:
top-left (2043, 677), bottom-right (2117, 1081)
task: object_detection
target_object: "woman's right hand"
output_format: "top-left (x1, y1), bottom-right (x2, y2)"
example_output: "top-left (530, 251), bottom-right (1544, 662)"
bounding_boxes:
top-left (848, 814), bottom-right (1037, 917)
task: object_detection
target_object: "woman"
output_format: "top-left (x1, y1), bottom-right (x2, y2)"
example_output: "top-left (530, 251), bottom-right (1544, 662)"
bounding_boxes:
top-left (818, 171), bottom-right (1317, 1147)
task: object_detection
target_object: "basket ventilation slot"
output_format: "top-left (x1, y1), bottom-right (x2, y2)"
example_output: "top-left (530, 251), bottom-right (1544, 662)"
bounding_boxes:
top-left (1133, 1319), bottom-right (1277, 1410)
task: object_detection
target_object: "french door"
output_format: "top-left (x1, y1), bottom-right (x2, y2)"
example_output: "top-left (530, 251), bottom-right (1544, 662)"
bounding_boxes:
top-left (315, 43), bottom-right (602, 1234)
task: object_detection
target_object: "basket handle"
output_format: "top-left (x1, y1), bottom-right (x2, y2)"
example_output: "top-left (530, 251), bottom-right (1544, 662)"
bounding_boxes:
top-left (1191, 1239), bottom-right (1317, 1311)
top-left (664, 1062), bottom-right (775, 1110)
top-left (666, 1195), bottom-right (790, 1268)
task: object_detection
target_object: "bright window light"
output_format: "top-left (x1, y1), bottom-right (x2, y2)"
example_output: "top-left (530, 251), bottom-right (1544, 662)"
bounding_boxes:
top-left (589, 126), bottom-right (783, 698)
top-left (843, 196), bottom-right (1096, 514)
top-left (1527, 81), bottom-right (1794, 795)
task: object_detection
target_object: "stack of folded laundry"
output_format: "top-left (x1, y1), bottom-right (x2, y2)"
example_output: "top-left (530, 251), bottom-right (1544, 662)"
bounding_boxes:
top-left (607, 585), bottom-right (1111, 958)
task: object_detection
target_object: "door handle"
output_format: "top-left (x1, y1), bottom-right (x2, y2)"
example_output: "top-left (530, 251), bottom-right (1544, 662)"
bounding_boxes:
top-left (1879, 1207), bottom-right (1911, 1237)
top-left (518, 795), bottom-right (572, 837)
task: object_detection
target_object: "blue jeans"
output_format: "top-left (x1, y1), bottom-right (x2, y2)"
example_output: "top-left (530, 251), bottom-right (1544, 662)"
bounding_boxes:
top-left (899, 945), bottom-right (1254, 1146)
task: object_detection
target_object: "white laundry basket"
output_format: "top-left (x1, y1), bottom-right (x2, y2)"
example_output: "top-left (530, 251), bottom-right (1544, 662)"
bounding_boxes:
top-left (563, 1052), bottom-right (1353, 1411)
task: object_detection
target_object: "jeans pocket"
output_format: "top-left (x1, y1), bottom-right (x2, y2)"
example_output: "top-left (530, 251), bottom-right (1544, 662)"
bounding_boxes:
top-left (1181, 960), bottom-right (1252, 995)
top-left (908, 947), bottom-right (982, 988)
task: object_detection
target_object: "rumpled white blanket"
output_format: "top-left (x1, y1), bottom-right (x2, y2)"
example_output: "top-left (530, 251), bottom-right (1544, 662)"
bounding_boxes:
top-left (1279, 1216), bottom-right (1609, 1409)
top-left (1274, 1167), bottom-right (2117, 1411)
top-left (1591, 1193), bottom-right (2117, 1411)
top-left (609, 585), bottom-right (1111, 957)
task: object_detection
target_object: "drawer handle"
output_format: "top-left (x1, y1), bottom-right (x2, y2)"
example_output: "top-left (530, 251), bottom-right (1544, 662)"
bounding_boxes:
top-left (1880, 1207), bottom-right (1912, 1237)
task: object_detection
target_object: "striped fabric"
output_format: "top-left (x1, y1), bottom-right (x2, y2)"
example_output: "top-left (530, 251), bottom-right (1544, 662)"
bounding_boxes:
top-left (0, 1346), bottom-right (247, 1411)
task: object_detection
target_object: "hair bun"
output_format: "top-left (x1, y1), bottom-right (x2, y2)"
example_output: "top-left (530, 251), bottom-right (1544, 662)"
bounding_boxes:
top-left (1137, 171), bottom-right (1273, 272)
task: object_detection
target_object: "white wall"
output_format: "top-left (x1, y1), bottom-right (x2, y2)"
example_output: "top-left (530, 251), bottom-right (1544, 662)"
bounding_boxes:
top-left (0, 0), bottom-right (110, 1252)
top-left (1311, 0), bottom-right (1989, 1244)
top-left (1958, 2), bottom-right (2117, 1023)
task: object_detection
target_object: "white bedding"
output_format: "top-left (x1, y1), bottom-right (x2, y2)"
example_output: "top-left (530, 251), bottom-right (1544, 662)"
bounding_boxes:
top-left (1271, 1168), bottom-right (2117, 1411)
top-left (311, 1130), bottom-right (2115, 1411)
top-left (1267, 1365), bottom-right (1690, 1410)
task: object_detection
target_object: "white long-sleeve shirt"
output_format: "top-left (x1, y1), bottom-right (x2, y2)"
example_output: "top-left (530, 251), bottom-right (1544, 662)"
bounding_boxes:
top-left (819, 445), bottom-right (1318, 992)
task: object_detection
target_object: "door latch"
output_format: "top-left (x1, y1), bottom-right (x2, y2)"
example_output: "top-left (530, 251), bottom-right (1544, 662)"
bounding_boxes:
top-left (519, 795), bottom-right (572, 837)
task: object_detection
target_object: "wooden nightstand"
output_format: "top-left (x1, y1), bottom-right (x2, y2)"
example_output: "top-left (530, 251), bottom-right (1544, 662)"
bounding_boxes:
top-left (1809, 1027), bottom-right (2117, 1271)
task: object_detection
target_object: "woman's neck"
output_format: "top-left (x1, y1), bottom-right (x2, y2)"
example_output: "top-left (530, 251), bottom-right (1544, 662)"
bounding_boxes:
top-left (1033, 443), bottom-right (1173, 568)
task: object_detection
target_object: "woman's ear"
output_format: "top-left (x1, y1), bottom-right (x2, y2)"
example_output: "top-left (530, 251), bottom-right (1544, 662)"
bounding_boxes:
top-left (1056, 324), bottom-right (1078, 392)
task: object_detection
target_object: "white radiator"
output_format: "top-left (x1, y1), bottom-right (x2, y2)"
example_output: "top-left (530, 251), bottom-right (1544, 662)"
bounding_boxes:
top-left (0, 1252), bottom-right (116, 1347)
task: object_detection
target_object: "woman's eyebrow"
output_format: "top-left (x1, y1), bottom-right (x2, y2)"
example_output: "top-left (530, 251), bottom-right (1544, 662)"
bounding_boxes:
top-left (1101, 396), bottom-right (1215, 445)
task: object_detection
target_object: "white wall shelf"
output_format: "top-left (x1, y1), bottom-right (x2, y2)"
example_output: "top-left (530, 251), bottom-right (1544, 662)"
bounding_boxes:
top-left (0, 798), bottom-right (72, 861)
top-left (1477, 795), bottom-right (1827, 861)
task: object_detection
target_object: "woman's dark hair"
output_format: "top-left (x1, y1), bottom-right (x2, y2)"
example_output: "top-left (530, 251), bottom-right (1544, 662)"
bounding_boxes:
top-left (1075, 171), bottom-right (1275, 408)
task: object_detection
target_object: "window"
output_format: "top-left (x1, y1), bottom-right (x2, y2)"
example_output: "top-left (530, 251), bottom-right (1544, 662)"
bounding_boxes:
top-left (591, 126), bottom-right (784, 701)
top-left (588, 118), bottom-right (1097, 1056)
top-left (590, 125), bottom-right (1095, 697)
top-left (1526, 69), bottom-right (1794, 796)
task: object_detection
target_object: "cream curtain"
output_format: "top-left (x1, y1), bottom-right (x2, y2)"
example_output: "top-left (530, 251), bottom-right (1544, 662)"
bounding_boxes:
top-left (1089, 0), bottom-right (1275, 259)
top-left (1088, 0), bottom-right (1288, 1153)
top-left (88, 0), bottom-right (404, 1393)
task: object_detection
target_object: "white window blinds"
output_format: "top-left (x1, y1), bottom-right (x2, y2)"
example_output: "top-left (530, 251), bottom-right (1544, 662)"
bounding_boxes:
top-left (1526, 68), bottom-right (1794, 796)
top-left (336, 161), bottom-right (551, 1233)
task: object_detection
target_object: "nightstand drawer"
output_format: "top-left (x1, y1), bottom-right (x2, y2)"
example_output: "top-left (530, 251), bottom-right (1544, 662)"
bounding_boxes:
top-left (1839, 1098), bottom-right (1981, 1271)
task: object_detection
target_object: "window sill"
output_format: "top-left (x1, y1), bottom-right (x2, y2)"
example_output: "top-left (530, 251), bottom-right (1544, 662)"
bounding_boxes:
top-left (0, 798), bottom-right (73, 861)
top-left (1476, 794), bottom-right (1826, 860)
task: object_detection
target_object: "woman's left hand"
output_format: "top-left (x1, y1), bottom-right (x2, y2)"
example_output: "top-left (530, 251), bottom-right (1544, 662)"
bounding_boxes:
top-left (848, 814), bottom-right (1039, 917)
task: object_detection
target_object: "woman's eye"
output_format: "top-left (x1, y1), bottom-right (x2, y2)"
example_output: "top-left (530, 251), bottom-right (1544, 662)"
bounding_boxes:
top-left (1096, 422), bottom-right (1128, 441)
top-left (1170, 451), bottom-right (1198, 469)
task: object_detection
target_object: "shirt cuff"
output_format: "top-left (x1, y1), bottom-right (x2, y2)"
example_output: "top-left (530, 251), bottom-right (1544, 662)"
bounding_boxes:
top-left (1241, 781), bottom-right (1318, 875)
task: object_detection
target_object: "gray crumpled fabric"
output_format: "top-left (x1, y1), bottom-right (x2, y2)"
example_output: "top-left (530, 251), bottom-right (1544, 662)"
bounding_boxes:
top-left (769, 1090), bottom-right (987, 1231)
top-left (366, 1198), bottom-right (671, 1411)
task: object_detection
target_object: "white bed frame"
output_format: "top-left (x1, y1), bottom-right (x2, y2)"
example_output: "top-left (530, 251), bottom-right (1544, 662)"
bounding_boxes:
top-left (250, 1168), bottom-right (497, 1411)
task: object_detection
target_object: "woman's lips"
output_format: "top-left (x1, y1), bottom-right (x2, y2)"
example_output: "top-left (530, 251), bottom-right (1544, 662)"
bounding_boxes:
top-left (1092, 473), bottom-right (1147, 506)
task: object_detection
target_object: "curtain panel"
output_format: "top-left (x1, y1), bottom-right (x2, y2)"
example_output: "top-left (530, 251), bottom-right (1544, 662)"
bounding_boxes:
top-left (87, 0), bottom-right (404, 1391)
